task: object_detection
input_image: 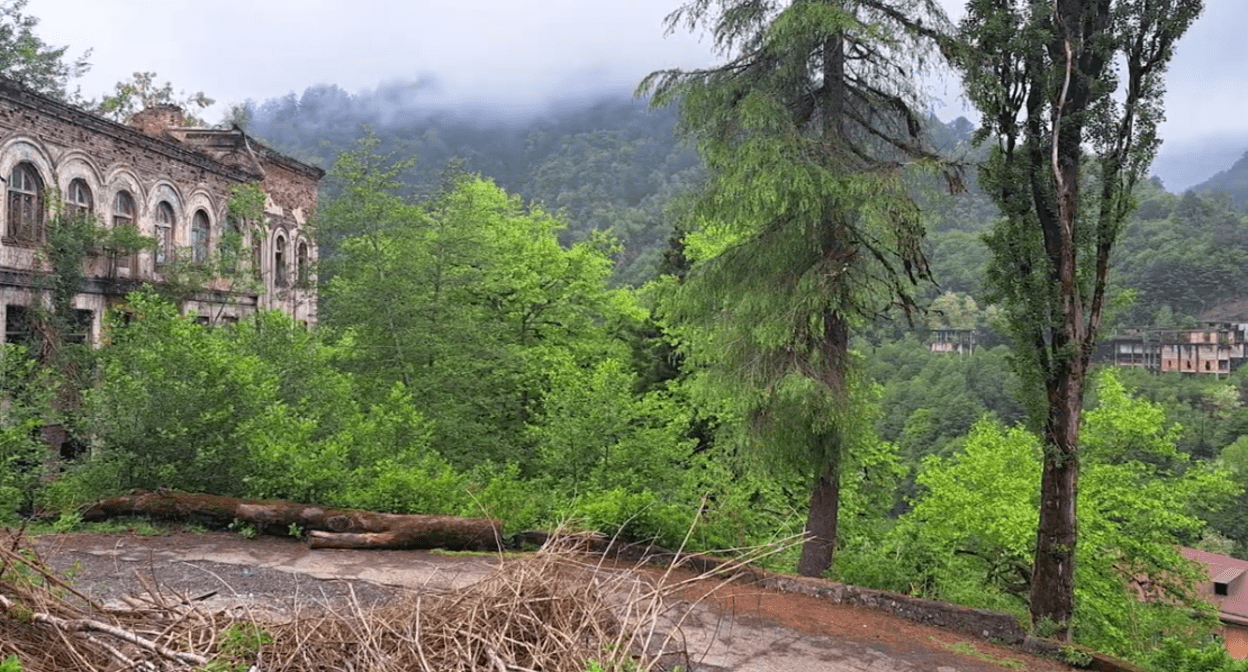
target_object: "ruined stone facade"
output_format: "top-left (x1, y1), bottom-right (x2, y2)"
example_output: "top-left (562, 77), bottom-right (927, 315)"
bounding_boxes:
top-left (0, 78), bottom-right (322, 345)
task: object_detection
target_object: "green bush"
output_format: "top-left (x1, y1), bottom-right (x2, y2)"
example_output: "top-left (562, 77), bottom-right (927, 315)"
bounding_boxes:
top-left (0, 344), bottom-right (55, 521)
top-left (568, 487), bottom-right (691, 548)
top-left (1143, 637), bottom-right (1248, 672)
top-left (36, 455), bottom-right (123, 515)
top-left (462, 463), bottom-right (550, 533)
top-left (340, 453), bottom-right (468, 514)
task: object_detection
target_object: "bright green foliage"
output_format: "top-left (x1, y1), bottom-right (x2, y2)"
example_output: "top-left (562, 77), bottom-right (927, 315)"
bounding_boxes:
top-left (320, 139), bottom-right (643, 470)
top-left (63, 293), bottom-right (457, 518)
top-left (79, 292), bottom-right (274, 496)
top-left (0, 344), bottom-right (53, 521)
top-left (527, 357), bottom-right (703, 546)
top-left (310, 138), bottom-right (717, 536)
top-left (911, 422), bottom-right (1041, 586)
top-left (0, 0), bottom-right (89, 102)
top-left (887, 372), bottom-right (1238, 659)
top-left (531, 358), bottom-right (691, 494)
top-left (1143, 637), bottom-right (1248, 672)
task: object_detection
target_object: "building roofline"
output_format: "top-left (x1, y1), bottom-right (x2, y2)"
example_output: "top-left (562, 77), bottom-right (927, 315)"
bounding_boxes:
top-left (175, 126), bottom-right (325, 180)
top-left (0, 77), bottom-right (261, 183)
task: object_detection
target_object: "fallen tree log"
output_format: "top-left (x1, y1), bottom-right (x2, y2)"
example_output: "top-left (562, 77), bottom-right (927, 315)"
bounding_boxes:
top-left (81, 489), bottom-right (503, 551)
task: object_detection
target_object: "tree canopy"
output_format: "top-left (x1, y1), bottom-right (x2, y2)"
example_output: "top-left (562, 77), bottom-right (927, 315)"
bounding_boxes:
top-left (0, 0), bottom-right (89, 101)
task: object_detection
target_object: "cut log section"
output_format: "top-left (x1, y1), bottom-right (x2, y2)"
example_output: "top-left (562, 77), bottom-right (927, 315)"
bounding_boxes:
top-left (81, 489), bottom-right (503, 551)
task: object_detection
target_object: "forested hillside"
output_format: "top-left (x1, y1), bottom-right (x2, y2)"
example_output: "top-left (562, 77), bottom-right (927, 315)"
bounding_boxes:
top-left (238, 85), bottom-right (701, 284)
top-left (239, 83), bottom-right (1248, 332)
top-left (10, 1), bottom-right (1248, 668)
top-left (1192, 150), bottom-right (1248, 211)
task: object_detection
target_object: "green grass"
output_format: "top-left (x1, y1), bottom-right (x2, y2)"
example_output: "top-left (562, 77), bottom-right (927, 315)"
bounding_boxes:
top-left (933, 638), bottom-right (1026, 671)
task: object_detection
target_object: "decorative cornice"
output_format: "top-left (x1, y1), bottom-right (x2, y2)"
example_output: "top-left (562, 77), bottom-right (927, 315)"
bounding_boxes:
top-left (0, 78), bottom-right (260, 183)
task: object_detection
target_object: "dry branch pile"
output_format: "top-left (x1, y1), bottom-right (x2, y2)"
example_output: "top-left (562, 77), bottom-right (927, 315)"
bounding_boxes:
top-left (0, 531), bottom-right (741, 672)
top-left (0, 530), bottom-right (221, 670)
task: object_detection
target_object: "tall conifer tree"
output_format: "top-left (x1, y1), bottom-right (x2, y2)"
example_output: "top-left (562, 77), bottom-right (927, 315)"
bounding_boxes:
top-left (953, 0), bottom-right (1202, 635)
top-left (641, 0), bottom-right (949, 576)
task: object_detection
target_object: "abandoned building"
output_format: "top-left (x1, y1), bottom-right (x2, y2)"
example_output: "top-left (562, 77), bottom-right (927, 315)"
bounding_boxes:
top-left (1096, 325), bottom-right (1248, 377)
top-left (0, 77), bottom-right (322, 346)
top-left (926, 327), bottom-right (977, 355)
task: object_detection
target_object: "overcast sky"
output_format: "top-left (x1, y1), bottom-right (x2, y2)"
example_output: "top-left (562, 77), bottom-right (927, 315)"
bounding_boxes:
top-left (27, 0), bottom-right (1247, 191)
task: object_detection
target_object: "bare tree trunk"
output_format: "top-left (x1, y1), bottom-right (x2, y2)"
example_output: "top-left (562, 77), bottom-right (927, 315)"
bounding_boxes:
top-left (797, 463), bottom-right (841, 577)
top-left (1030, 363), bottom-right (1083, 634)
top-left (798, 304), bottom-right (850, 577)
top-left (82, 490), bottom-right (503, 551)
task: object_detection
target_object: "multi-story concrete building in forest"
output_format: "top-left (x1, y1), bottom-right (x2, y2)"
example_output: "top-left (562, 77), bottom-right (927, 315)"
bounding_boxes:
top-left (0, 77), bottom-right (321, 345)
top-left (1098, 325), bottom-right (1248, 376)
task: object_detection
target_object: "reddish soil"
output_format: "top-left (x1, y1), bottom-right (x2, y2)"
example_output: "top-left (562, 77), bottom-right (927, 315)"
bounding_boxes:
top-left (643, 564), bottom-right (1074, 672)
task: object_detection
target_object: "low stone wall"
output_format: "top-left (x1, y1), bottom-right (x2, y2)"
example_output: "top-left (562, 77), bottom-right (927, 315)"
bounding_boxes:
top-left (755, 572), bottom-right (1029, 643)
top-left (563, 536), bottom-right (1149, 672)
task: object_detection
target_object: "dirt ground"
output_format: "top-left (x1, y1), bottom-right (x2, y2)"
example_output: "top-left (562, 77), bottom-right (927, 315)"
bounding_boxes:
top-left (30, 529), bottom-right (1075, 672)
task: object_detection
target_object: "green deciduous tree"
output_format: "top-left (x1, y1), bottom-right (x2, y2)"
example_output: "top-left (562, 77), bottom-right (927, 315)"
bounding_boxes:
top-left (93, 71), bottom-right (214, 125)
top-left (79, 293), bottom-right (275, 496)
top-left (0, 343), bottom-right (53, 521)
top-left (319, 140), bottom-right (645, 470)
top-left (67, 293), bottom-right (444, 516)
top-left (898, 372), bottom-right (1237, 658)
top-left (641, 0), bottom-right (949, 576)
top-left (0, 0), bottom-right (89, 101)
top-left (953, 0), bottom-right (1204, 635)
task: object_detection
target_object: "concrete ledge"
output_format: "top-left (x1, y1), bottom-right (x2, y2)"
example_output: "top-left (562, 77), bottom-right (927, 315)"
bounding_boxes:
top-left (521, 532), bottom-right (1150, 672)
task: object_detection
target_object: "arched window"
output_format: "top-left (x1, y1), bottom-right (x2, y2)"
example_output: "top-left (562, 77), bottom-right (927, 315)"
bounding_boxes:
top-left (221, 218), bottom-right (242, 273)
top-left (113, 191), bottom-right (135, 227)
top-left (251, 237), bottom-right (262, 280)
top-left (66, 178), bottom-right (92, 217)
top-left (191, 210), bottom-right (210, 263)
top-left (155, 201), bottom-right (174, 267)
top-left (296, 240), bottom-right (309, 286)
top-left (113, 191), bottom-right (137, 274)
top-left (275, 234), bottom-right (287, 287)
top-left (7, 163), bottom-right (43, 243)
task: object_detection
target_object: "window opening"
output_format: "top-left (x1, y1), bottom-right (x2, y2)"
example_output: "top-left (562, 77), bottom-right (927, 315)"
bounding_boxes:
top-left (296, 241), bottom-right (309, 286)
top-left (275, 235), bottom-right (287, 287)
top-left (5, 305), bottom-right (30, 347)
top-left (191, 210), bottom-right (210, 263)
top-left (113, 191), bottom-right (137, 274)
top-left (66, 178), bottom-right (92, 217)
top-left (7, 163), bottom-right (42, 243)
top-left (155, 201), bottom-right (174, 267)
top-left (67, 309), bottom-right (92, 344)
top-left (251, 237), bottom-right (262, 280)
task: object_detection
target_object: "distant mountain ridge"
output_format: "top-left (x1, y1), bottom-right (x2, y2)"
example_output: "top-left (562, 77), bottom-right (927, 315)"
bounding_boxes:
top-left (1190, 149), bottom-right (1248, 210)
